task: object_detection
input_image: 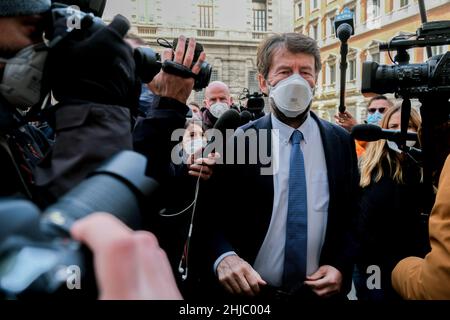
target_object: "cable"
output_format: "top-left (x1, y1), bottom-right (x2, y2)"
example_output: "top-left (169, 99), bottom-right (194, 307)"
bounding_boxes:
top-left (159, 163), bottom-right (205, 281)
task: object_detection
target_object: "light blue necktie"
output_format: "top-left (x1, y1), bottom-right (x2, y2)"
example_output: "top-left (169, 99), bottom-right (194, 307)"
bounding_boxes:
top-left (283, 130), bottom-right (308, 288)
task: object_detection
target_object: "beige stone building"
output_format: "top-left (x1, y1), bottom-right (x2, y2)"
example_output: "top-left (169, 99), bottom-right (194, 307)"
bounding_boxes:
top-left (104, 0), bottom-right (294, 105)
top-left (293, 0), bottom-right (450, 122)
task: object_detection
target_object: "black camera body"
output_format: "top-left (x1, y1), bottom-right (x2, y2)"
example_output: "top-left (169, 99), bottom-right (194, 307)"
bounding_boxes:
top-left (0, 151), bottom-right (158, 298)
top-left (46, 2), bottom-right (212, 90)
top-left (361, 20), bottom-right (450, 99)
top-left (239, 89), bottom-right (266, 122)
top-left (134, 38), bottom-right (212, 90)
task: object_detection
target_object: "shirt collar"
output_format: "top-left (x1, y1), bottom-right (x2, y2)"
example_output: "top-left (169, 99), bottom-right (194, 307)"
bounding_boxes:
top-left (271, 112), bottom-right (311, 145)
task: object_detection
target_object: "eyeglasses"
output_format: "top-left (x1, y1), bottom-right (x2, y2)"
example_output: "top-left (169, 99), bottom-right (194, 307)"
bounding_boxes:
top-left (368, 107), bottom-right (387, 114)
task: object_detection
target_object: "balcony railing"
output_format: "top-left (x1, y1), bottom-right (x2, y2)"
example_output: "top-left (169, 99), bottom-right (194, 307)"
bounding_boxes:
top-left (252, 31), bottom-right (268, 40)
top-left (137, 26), bottom-right (157, 35)
top-left (197, 29), bottom-right (215, 37)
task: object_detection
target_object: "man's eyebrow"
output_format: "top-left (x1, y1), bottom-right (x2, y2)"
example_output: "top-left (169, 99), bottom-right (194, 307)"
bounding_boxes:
top-left (273, 64), bottom-right (292, 70)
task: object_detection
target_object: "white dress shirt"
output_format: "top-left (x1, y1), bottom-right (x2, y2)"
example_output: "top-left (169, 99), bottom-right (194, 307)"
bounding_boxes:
top-left (252, 113), bottom-right (329, 287)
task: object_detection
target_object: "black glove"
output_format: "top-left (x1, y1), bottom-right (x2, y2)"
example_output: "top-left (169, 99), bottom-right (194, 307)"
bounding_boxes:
top-left (48, 15), bottom-right (140, 111)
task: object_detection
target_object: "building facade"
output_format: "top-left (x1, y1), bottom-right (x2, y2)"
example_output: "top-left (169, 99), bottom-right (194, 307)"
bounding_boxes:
top-left (293, 0), bottom-right (450, 122)
top-left (104, 0), bottom-right (294, 105)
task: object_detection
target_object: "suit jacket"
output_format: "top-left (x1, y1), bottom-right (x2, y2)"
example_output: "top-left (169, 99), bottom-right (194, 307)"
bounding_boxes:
top-left (204, 112), bottom-right (360, 294)
top-left (392, 154), bottom-right (450, 300)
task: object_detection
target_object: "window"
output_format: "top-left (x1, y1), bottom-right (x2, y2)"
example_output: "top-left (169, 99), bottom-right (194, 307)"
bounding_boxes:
top-left (137, 0), bottom-right (156, 24)
top-left (367, 0), bottom-right (380, 18)
top-left (329, 64), bottom-right (336, 85)
top-left (311, 0), bottom-right (318, 10)
top-left (400, 0), bottom-right (409, 8)
top-left (248, 70), bottom-right (260, 94)
top-left (211, 69), bottom-right (219, 82)
top-left (312, 24), bottom-right (318, 40)
top-left (348, 58), bottom-right (356, 81)
top-left (199, 1), bottom-right (214, 29)
top-left (253, 9), bottom-right (267, 31)
top-left (329, 15), bottom-right (336, 36)
top-left (298, 1), bottom-right (304, 18)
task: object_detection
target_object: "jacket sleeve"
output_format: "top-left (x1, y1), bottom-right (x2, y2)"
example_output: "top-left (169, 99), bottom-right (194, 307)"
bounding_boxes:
top-left (35, 102), bottom-right (133, 202)
top-left (391, 155), bottom-right (450, 300)
top-left (133, 96), bottom-right (189, 182)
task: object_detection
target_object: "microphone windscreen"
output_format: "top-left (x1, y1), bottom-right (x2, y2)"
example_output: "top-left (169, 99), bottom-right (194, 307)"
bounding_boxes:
top-left (240, 110), bottom-right (253, 126)
top-left (337, 23), bottom-right (353, 42)
top-left (351, 124), bottom-right (383, 142)
top-left (213, 109), bottom-right (242, 132)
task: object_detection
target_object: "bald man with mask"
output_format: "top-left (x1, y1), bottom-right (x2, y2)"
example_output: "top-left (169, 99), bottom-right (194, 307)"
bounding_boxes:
top-left (201, 81), bottom-right (235, 130)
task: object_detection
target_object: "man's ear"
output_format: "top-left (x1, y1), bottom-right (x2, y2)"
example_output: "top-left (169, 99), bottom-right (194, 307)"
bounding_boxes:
top-left (258, 73), bottom-right (268, 96)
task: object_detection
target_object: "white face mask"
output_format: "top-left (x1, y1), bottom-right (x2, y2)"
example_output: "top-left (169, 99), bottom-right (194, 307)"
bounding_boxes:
top-left (268, 73), bottom-right (313, 118)
top-left (209, 102), bottom-right (229, 119)
top-left (0, 43), bottom-right (48, 110)
top-left (183, 138), bottom-right (206, 156)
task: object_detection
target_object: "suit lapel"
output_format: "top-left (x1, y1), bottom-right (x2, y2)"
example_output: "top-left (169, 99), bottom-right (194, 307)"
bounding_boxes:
top-left (248, 115), bottom-right (275, 256)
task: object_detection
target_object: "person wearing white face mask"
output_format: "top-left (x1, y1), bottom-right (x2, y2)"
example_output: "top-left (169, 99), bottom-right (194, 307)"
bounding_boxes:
top-left (356, 105), bottom-right (429, 300)
top-left (0, 0), bottom-right (53, 199)
top-left (200, 81), bottom-right (234, 130)
top-left (201, 33), bottom-right (360, 301)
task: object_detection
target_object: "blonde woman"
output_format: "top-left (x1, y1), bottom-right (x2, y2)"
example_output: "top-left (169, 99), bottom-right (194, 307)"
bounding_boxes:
top-left (355, 105), bottom-right (430, 300)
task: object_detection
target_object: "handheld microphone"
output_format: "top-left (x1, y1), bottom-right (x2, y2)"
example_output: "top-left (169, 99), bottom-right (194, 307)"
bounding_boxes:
top-left (334, 7), bottom-right (355, 113)
top-left (240, 110), bottom-right (253, 126)
top-left (213, 109), bottom-right (242, 133)
top-left (335, 7), bottom-right (355, 41)
top-left (206, 108), bottom-right (242, 149)
top-left (336, 23), bottom-right (353, 42)
top-left (351, 124), bottom-right (418, 142)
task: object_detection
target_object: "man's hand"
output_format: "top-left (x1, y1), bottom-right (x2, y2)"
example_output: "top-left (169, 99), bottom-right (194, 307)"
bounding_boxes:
top-left (71, 213), bottom-right (183, 300)
top-left (217, 255), bottom-right (267, 296)
top-left (149, 36), bottom-right (206, 104)
top-left (334, 111), bottom-right (357, 132)
top-left (188, 152), bottom-right (220, 181)
top-left (304, 265), bottom-right (342, 298)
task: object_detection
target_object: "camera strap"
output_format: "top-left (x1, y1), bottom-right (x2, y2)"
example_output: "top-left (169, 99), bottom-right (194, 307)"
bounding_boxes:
top-left (162, 61), bottom-right (197, 80)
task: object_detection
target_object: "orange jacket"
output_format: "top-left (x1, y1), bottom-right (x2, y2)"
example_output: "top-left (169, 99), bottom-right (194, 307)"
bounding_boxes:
top-left (391, 154), bottom-right (450, 299)
top-left (355, 140), bottom-right (367, 158)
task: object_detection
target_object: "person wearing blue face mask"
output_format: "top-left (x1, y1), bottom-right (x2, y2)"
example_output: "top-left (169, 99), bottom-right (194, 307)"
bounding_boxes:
top-left (199, 33), bottom-right (360, 301)
top-left (335, 95), bottom-right (394, 157)
top-left (366, 96), bottom-right (393, 126)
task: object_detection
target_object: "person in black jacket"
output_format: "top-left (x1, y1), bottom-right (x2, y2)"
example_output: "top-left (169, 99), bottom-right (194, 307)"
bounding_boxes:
top-left (355, 104), bottom-right (430, 300)
top-left (0, 0), bottom-right (53, 201)
top-left (200, 33), bottom-right (360, 301)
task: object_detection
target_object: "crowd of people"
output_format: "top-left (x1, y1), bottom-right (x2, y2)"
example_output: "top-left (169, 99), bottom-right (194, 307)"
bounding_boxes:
top-left (0, 0), bottom-right (449, 301)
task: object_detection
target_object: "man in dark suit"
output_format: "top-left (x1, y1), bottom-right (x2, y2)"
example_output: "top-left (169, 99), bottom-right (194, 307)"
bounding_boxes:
top-left (204, 33), bottom-right (359, 300)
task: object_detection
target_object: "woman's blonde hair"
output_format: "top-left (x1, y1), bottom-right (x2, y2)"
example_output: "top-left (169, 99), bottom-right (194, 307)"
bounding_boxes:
top-left (359, 104), bottom-right (422, 187)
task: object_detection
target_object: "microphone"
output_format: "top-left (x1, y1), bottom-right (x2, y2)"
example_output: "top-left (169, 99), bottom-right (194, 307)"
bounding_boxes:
top-left (351, 124), bottom-right (418, 142)
top-left (337, 23), bottom-right (353, 42)
top-left (334, 7), bottom-right (355, 113)
top-left (213, 108), bottom-right (242, 133)
top-left (205, 108), bottom-right (242, 152)
top-left (240, 110), bottom-right (253, 126)
top-left (334, 7), bottom-right (355, 42)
